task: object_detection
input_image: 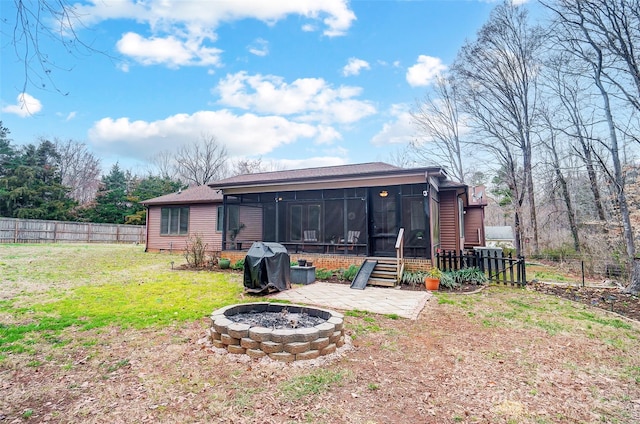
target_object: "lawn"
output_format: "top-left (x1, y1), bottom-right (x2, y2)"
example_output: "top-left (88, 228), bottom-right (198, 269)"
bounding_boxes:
top-left (1, 244), bottom-right (640, 423)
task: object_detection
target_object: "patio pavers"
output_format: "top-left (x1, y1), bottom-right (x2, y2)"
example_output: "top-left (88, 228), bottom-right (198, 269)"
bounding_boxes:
top-left (270, 282), bottom-right (432, 320)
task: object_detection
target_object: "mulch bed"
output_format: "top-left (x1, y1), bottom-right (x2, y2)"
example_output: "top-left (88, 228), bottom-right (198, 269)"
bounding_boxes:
top-left (530, 282), bottom-right (640, 321)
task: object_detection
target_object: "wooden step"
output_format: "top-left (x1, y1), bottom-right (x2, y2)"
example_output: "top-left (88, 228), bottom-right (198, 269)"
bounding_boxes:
top-left (371, 270), bottom-right (397, 278)
top-left (367, 277), bottom-right (397, 287)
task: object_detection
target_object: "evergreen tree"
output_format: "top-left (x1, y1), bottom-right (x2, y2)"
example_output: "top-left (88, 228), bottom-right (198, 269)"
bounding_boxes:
top-left (0, 122), bottom-right (16, 177)
top-left (124, 175), bottom-right (182, 225)
top-left (0, 138), bottom-right (76, 219)
top-left (82, 163), bottom-right (134, 224)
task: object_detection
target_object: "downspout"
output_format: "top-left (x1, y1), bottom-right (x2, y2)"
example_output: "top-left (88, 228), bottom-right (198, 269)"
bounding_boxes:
top-left (275, 193), bottom-right (280, 243)
top-left (222, 195), bottom-right (227, 250)
top-left (144, 205), bottom-right (149, 252)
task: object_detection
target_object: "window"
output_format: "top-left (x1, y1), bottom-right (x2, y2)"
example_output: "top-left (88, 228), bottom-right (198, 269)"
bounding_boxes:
top-left (290, 205), bottom-right (302, 241)
top-left (160, 207), bottom-right (189, 235)
top-left (227, 205), bottom-right (240, 232)
top-left (217, 206), bottom-right (224, 232)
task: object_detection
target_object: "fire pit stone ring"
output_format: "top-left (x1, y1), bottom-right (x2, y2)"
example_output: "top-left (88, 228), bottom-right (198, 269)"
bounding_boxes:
top-left (209, 302), bottom-right (346, 362)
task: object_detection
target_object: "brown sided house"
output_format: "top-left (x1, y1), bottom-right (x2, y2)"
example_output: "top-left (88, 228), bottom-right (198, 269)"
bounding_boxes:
top-left (141, 184), bottom-right (223, 253)
top-left (142, 162), bottom-right (487, 285)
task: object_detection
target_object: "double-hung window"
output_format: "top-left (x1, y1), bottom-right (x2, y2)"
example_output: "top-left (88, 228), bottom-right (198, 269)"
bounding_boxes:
top-left (160, 207), bottom-right (189, 235)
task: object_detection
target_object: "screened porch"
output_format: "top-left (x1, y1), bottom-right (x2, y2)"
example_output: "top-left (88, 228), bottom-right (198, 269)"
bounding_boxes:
top-left (221, 184), bottom-right (433, 259)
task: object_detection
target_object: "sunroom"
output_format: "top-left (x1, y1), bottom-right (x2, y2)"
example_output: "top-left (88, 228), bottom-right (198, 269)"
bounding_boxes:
top-left (212, 163), bottom-right (454, 260)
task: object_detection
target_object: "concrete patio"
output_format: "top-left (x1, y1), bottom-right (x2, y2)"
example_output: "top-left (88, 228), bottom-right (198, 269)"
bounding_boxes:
top-left (270, 282), bottom-right (432, 320)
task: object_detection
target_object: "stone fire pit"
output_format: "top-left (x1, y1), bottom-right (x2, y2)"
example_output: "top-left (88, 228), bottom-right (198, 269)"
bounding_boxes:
top-left (209, 302), bottom-right (345, 362)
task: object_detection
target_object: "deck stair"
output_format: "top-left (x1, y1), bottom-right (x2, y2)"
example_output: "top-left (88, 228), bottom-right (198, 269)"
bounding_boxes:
top-left (366, 257), bottom-right (400, 287)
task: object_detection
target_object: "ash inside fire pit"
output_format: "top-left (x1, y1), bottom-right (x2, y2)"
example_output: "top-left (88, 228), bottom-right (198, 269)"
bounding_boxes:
top-left (227, 309), bottom-right (326, 329)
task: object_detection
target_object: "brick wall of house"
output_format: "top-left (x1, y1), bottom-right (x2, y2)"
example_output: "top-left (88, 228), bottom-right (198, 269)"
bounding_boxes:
top-left (221, 251), bottom-right (432, 272)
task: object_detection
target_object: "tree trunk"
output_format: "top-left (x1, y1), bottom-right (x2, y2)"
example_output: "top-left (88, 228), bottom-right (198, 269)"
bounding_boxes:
top-left (583, 146), bottom-right (607, 222)
top-left (593, 55), bottom-right (638, 292)
top-left (626, 259), bottom-right (640, 295)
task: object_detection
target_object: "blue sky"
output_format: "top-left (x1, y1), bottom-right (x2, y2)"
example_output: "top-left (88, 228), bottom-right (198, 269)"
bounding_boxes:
top-left (1, 0), bottom-right (530, 173)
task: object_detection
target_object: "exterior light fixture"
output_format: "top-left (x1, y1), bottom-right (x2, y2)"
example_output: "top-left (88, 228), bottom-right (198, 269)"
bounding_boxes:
top-left (379, 190), bottom-right (389, 198)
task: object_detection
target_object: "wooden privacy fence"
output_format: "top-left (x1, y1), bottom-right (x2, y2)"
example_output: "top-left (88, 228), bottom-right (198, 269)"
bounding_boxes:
top-left (436, 249), bottom-right (527, 286)
top-left (0, 217), bottom-right (146, 244)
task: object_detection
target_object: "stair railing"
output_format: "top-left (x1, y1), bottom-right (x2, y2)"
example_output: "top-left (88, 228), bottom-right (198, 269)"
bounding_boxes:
top-left (395, 228), bottom-right (405, 283)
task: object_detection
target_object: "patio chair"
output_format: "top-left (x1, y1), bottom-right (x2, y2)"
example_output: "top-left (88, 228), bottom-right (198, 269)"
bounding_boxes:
top-left (340, 230), bottom-right (361, 253)
top-left (302, 230), bottom-right (320, 252)
top-left (303, 230), bottom-right (318, 242)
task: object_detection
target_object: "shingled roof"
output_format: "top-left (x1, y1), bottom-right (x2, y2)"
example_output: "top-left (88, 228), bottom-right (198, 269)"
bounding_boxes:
top-left (210, 162), bottom-right (443, 189)
top-left (142, 162), bottom-right (448, 204)
top-left (141, 184), bottom-right (223, 205)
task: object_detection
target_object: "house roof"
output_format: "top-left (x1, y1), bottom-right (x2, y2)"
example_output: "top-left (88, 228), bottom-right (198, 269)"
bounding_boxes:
top-left (210, 162), bottom-right (446, 191)
top-left (141, 184), bottom-right (223, 206)
top-left (485, 226), bottom-right (514, 241)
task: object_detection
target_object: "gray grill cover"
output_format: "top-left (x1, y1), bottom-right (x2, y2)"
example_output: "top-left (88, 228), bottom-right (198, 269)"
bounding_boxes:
top-left (243, 242), bottom-right (291, 293)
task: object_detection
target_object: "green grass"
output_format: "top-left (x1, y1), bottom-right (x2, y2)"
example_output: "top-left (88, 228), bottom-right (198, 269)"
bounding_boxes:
top-left (279, 369), bottom-right (345, 399)
top-left (0, 243), bottom-right (255, 356)
top-left (440, 286), bottom-right (640, 342)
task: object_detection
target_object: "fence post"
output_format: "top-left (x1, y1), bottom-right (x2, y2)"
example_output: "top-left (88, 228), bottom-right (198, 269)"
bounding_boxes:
top-left (14, 219), bottom-right (18, 243)
top-left (508, 253), bottom-right (514, 285)
top-left (519, 255), bottom-right (526, 286)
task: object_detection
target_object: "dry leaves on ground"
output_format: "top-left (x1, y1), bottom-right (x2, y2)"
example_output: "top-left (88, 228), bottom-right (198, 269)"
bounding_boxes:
top-left (2, 286), bottom-right (640, 423)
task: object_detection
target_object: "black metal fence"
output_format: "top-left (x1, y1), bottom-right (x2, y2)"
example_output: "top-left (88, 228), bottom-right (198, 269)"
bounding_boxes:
top-left (436, 249), bottom-right (527, 286)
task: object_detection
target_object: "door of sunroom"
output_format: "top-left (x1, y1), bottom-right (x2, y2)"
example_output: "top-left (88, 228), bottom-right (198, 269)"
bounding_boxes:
top-left (369, 187), bottom-right (399, 257)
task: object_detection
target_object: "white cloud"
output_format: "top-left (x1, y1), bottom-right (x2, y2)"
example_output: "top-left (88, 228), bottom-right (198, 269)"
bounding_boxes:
top-left (65, 111), bottom-right (77, 121)
top-left (116, 32), bottom-right (222, 68)
top-left (216, 71), bottom-right (376, 124)
top-left (342, 58), bottom-right (370, 76)
top-left (74, 0), bottom-right (355, 67)
top-left (1, 93), bottom-right (42, 117)
top-left (248, 38), bottom-right (269, 57)
top-left (301, 23), bottom-right (316, 32)
top-left (87, 109), bottom-right (343, 160)
top-left (406, 55), bottom-right (447, 87)
top-left (371, 104), bottom-right (416, 146)
top-left (277, 156), bottom-right (348, 170)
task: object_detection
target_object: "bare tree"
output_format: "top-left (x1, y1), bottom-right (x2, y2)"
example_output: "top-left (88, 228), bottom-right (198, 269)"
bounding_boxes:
top-left (232, 158), bottom-right (267, 176)
top-left (539, 108), bottom-right (581, 252)
top-left (411, 74), bottom-right (466, 183)
top-left (545, 0), bottom-right (640, 293)
top-left (544, 0), bottom-right (640, 113)
top-left (149, 150), bottom-right (180, 181)
top-left (543, 53), bottom-right (607, 222)
top-left (174, 134), bottom-right (228, 186)
top-left (6, 1), bottom-right (102, 94)
top-left (453, 1), bottom-right (545, 256)
top-left (386, 147), bottom-right (418, 169)
top-left (53, 138), bottom-right (101, 205)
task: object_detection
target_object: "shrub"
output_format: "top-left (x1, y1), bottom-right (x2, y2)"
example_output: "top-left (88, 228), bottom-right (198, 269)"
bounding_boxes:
top-left (533, 244), bottom-right (577, 262)
top-left (402, 270), bottom-right (426, 288)
top-left (231, 259), bottom-right (245, 270)
top-left (183, 234), bottom-right (208, 268)
top-left (315, 268), bottom-right (334, 280)
top-left (339, 265), bottom-right (360, 282)
top-left (454, 267), bottom-right (487, 285)
top-left (439, 271), bottom-right (458, 289)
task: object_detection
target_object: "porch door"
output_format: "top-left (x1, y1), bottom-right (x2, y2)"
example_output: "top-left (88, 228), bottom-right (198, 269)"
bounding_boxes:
top-left (369, 187), bottom-right (399, 257)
